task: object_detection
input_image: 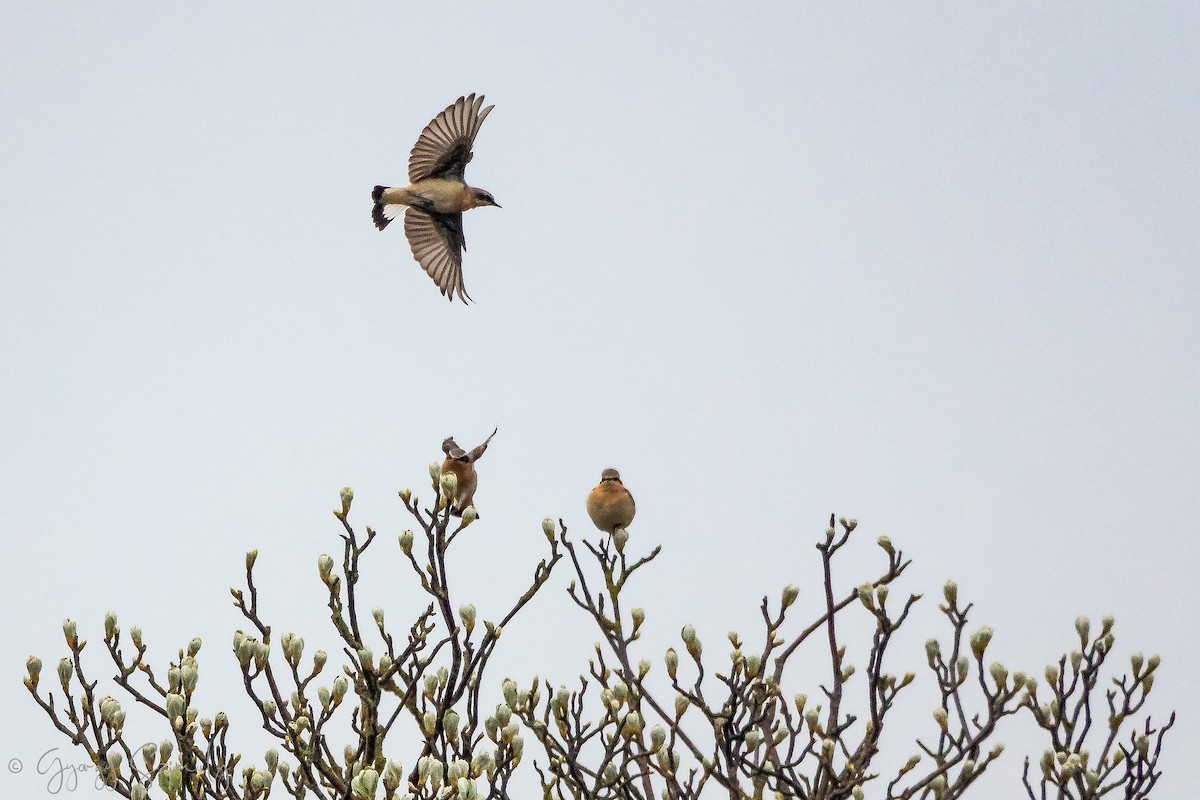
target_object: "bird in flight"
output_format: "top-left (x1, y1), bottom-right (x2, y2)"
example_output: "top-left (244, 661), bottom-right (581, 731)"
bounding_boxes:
top-left (372, 94), bottom-right (500, 303)
top-left (440, 427), bottom-right (498, 517)
top-left (587, 468), bottom-right (636, 534)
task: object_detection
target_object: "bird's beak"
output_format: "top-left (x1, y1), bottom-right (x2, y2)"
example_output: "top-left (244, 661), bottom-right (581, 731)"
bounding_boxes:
top-left (490, 200), bottom-right (502, 208)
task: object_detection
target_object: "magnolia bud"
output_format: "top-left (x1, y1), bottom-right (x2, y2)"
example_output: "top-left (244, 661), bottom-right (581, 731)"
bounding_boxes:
top-left (332, 675), bottom-right (348, 701)
top-left (188, 637), bottom-right (202, 657)
top-left (665, 648), bottom-right (679, 679)
top-left (318, 554), bottom-right (334, 581)
top-left (399, 488), bottom-right (412, 504)
top-left (337, 486), bottom-right (354, 517)
top-left (970, 626), bottom-right (993, 660)
top-left (399, 531), bottom-right (414, 555)
top-left (674, 693), bottom-right (688, 718)
top-left (925, 638), bottom-right (941, 667)
top-left (63, 619), bottom-right (78, 648)
top-left (440, 471), bottom-right (458, 500)
top-left (638, 658), bottom-right (651, 679)
top-left (1075, 616), bottom-right (1090, 646)
top-left (781, 584), bottom-right (799, 609)
top-left (989, 662), bottom-right (1008, 690)
top-left (313, 649), bottom-right (327, 673)
top-left (245, 549), bottom-right (258, 569)
top-left (182, 664), bottom-right (199, 693)
top-left (104, 611), bottom-right (119, 638)
top-left (352, 767), bottom-right (379, 799)
top-left (857, 584), bottom-right (875, 610)
top-left (444, 709), bottom-right (461, 741)
top-left (460, 505), bottom-right (478, 527)
top-left (26, 656), bottom-right (42, 688)
top-left (943, 580), bottom-right (957, 605)
top-left (166, 693), bottom-right (186, 725)
top-left (57, 657), bottom-right (73, 688)
top-left (933, 706), bottom-right (948, 731)
top-left (613, 527), bottom-right (629, 552)
top-left (877, 536), bottom-right (894, 555)
top-left (631, 607), bottom-right (646, 629)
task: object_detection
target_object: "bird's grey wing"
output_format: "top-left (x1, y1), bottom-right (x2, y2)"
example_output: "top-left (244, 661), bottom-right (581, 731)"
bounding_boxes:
top-left (467, 427), bottom-right (498, 462)
top-left (408, 94), bottom-right (494, 183)
top-left (403, 209), bottom-right (471, 303)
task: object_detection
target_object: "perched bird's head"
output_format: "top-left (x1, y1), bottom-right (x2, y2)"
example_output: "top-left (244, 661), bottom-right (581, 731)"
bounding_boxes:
top-left (600, 468), bottom-right (622, 482)
top-left (470, 188), bottom-right (501, 208)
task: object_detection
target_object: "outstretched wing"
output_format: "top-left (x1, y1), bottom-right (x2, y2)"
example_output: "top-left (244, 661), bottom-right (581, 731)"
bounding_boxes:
top-left (404, 208), bottom-right (471, 303)
top-left (467, 427), bottom-right (498, 462)
top-left (408, 94), bottom-right (494, 183)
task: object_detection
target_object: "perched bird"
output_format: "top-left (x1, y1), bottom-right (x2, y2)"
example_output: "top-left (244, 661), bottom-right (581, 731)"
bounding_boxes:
top-left (440, 427), bottom-right (498, 516)
top-left (372, 94), bottom-right (500, 303)
top-left (587, 468), bottom-right (636, 534)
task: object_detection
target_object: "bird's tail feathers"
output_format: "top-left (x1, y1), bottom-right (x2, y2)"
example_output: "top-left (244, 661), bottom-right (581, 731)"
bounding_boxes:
top-left (372, 185), bottom-right (393, 231)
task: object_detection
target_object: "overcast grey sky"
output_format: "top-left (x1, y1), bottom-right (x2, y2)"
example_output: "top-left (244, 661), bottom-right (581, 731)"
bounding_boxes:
top-left (2, 4), bottom-right (1197, 797)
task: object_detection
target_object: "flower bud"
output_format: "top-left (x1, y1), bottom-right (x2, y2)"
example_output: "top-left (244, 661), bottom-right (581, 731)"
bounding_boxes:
top-left (925, 638), bottom-right (941, 667)
top-left (988, 743), bottom-right (1005, 760)
top-left (339, 487), bottom-right (354, 516)
top-left (166, 693), bottom-right (186, 725)
top-left (104, 611), bottom-right (119, 639)
top-left (613, 527), bottom-right (628, 552)
top-left (26, 656), bottom-right (42, 688)
top-left (781, 584), bottom-right (800, 609)
top-left (332, 675), bottom-right (348, 701)
top-left (943, 580), bottom-right (957, 606)
top-left (352, 767), bottom-right (379, 799)
top-left (674, 693), bottom-right (688, 718)
top-left (638, 658), bottom-right (651, 679)
top-left (313, 649), bottom-right (327, 673)
top-left (1147, 654), bottom-right (1161, 673)
top-left (680, 625), bottom-right (701, 660)
top-left (857, 583), bottom-right (875, 610)
top-left (877, 536), bottom-right (894, 555)
top-left (399, 488), bottom-right (412, 504)
top-left (745, 729), bottom-right (763, 750)
top-left (440, 471), bottom-right (458, 500)
top-left (460, 505), bottom-right (478, 527)
top-left (358, 647), bottom-right (374, 670)
top-left (399, 530), bottom-right (414, 556)
top-left (57, 657), bottom-right (73, 688)
top-left (63, 619), bottom-right (78, 648)
top-left (876, 583), bottom-right (889, 604)
top-left (970, 626), bottom-right (993, 660)
top-left (665, 648), bottom-right (679, 679)
top-left (318, 554), bottom-right (334, 581)
top-left (384, 760), bottom-right (403, 791)
top-left (933, 706), bottom-right (948, 731)
top-left (444, 709), bottom-right (461, 738)
top-left (1075, 616), bottom-right (1090, 646)
top-left (460, 604), bottom-right (476, 635)
top-left (989, 662), bottom-right (1008, 690)
top-left (429, 462), bottom-right (442, 483)
top-left (245, 549), bottom-right (258, 569)
top-left (188, 637), bottom-right (201, 657)
top-left (631, 607), bottom-right (646, 629)
top-left (182, 664), bottom-right (199, 694)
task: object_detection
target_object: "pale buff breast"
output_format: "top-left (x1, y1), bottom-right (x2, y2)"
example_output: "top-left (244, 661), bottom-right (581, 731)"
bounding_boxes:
top-left (587, 482), bottom-right (635, 532)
